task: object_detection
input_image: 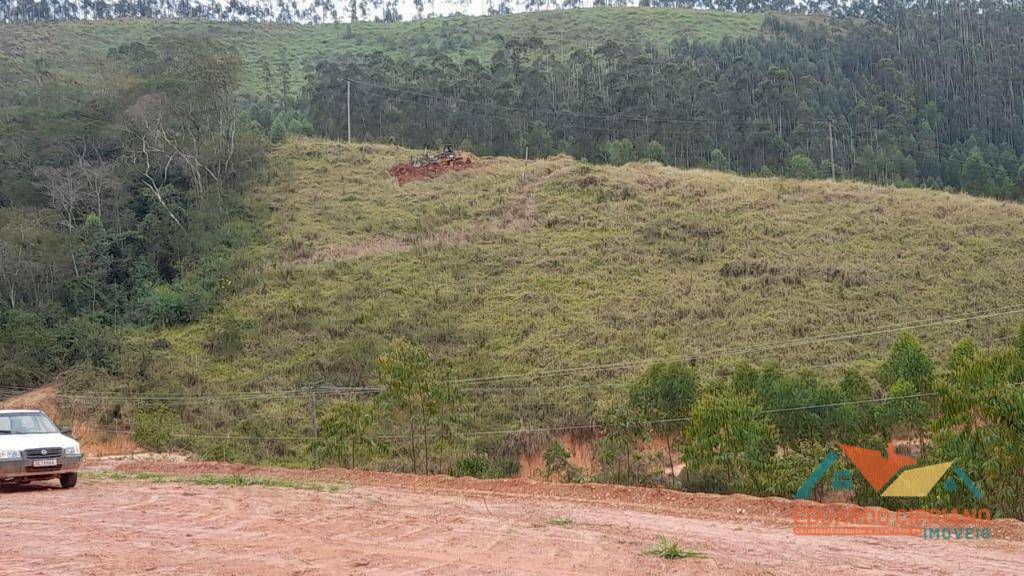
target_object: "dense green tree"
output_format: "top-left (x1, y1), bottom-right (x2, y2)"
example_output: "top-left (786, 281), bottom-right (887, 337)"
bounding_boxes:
top-left (682, 386), bottom-right (778, 493)
top-left (926, 343), bottom-right (1024, 518)
top-left (876, 379), bottom-right (930, 439)
top-left (603, 138), bottom-right (637, 165)
top-left (306, 4), bottom-right (1024, 201)
top-left (628, 362), bottom-right (698, 431)
top-left (785, 154), bottom-right (818, 179)
top-left (877, 333), bottom-right (934, 392)
top-left (961, 147), bottom-right (994, 197)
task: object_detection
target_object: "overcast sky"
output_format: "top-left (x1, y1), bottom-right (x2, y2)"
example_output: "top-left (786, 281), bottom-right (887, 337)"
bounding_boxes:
top-left (407, 0), bottom-right (490, 18)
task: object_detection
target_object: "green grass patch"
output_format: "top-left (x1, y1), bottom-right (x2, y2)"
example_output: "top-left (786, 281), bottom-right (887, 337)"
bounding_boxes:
top-left (84, 471), bottom-right (350, 493)
top-left (644, 535), bottom-right (705, 560)
top-left (546, 517), bottom-right (574, 526)
top-left (64, 138), bottom-right (1024, 466)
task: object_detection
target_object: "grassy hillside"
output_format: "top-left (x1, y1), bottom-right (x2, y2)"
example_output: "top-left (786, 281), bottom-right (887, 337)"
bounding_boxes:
top-left (119, 138), bottom-right (1024, 404)
top-left (0, 8), bottom-right (768, 99)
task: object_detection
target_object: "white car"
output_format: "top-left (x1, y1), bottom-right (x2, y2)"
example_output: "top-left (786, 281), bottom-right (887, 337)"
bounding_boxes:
top-left (0, 410), bottom-right (83, 489)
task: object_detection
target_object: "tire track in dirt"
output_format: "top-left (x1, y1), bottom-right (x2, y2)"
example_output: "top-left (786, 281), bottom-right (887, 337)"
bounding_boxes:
top-left (1, 460), bottom-right (1021, 575)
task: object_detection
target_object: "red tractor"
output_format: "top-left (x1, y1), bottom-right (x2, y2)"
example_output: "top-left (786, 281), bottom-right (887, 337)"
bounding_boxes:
top-left (389, 145), bottom-right (474, 185)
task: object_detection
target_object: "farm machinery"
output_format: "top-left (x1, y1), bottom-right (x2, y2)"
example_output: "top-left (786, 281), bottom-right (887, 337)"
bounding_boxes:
top-left (389, 145), bottom-right (474, 185)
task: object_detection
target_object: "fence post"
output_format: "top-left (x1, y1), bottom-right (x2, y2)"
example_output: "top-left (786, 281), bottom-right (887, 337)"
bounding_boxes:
top-left (309, 385), bottom-right (319, 469)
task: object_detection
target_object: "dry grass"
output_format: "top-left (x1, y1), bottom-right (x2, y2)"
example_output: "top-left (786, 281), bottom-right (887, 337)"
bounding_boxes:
top-left (1, 383), bottom-right (139, 457)
top-left (99, 138), bottom-right (1024, 433)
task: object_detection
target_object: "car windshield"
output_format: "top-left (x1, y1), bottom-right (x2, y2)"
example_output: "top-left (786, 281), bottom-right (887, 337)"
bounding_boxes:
top-left (0, 412), bottom-right (59, 435)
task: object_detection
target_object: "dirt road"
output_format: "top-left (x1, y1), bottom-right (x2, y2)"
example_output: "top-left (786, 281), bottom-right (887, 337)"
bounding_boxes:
top-left (2, 459), bottom-right (1022, 575)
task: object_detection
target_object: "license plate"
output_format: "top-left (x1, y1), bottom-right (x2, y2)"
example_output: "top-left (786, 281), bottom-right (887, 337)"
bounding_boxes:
top-left (32, 459), bottom-right (58, 467)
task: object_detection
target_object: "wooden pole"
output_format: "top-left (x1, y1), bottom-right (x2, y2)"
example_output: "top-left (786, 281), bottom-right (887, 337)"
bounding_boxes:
top-left (828, 122), bottom-right (836, 180)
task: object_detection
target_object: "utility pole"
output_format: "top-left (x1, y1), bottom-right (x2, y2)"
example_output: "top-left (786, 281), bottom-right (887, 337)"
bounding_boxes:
top-left (346, 80), bottom-right (352, 144)
top-left (828, 122), bottom-right (836, 180)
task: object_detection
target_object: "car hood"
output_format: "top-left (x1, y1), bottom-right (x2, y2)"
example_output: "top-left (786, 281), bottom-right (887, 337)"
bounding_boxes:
top-left (0, 433), bottom-right (79, 452)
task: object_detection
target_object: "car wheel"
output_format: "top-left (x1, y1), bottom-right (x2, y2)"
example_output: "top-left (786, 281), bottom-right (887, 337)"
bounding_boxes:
top-left (59, 473), bottom-right (78, 489)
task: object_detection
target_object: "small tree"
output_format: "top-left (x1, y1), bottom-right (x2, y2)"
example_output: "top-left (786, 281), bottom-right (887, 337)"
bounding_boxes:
top-left (961, 146), bottom-right (994, 196)
top-left (829, 370), bottom-right (879, 444)
top-left (543, 440), bottom-right (580, 482)
top-left (876, 379), bottom-right (929, 439)
top-left (524, 124), bottom-right (554, 158)
top-left (754, 368), bottom-right (838, 448)
top-left (708, 148), bottom-right (729, 172)
top-left (603, 138), bottom-right (636, 165)
top-left (269, 115), bottom-right (288, 143)
top-left (316, 400), bottom-right (380, 469)
top-left (629, 362), bottom-right (699, 485)
top-left (947, 337), bottom-right (979, 373)
top-left (785, 154), bottom-right (818, 179)
top-left (596, 405), bottom-right (650, 485)
top-left (33, 165), bottom-right (84, 230)
top-left (682, 387), bottom-right (778, 494)
top-left (642, 140), bottom-right (667, 164)
top-left (878, 333), bottom-right (934, 392)
top-left (629, 362), bottom-right (698, 430)
top-left (376, 342), bottom-right (462, 474)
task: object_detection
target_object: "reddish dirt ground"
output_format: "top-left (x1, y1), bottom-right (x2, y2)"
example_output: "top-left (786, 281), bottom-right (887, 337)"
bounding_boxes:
top-left (2, 459), bottom-right (1022, 575)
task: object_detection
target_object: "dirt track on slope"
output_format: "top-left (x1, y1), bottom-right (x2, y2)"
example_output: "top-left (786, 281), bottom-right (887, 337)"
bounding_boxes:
top-left (1, 459), bottom-right (1021, 576)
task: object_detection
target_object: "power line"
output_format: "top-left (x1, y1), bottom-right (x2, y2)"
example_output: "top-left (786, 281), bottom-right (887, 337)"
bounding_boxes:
top-left (1, 312), bottom-right (1018, 404)
top-left (69, 389), bottom-right (961, 443)
top-left (440, 304), bottom-right (1024, 386)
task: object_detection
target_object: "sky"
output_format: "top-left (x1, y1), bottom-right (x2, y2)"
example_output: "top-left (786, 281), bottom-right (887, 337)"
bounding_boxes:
top-left (406, 1), bottom-right (490, 19)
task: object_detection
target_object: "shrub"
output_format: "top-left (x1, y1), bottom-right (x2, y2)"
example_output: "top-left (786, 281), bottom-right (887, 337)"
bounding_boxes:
top-left (644, 536), bottom-right (704, 559)
top-left (58, 316), bottom-right (118, 369)
top-left (132, 405), bottom-right (188, 452)
top-left (603, 138), bottom-right (636, 165)
top-left (316, 400), bottom-right (380, 469)
top-left (628, 362), bottom-right (698, 436)
top-left (450, 455), bottom-right (520, 479)
top-left (542, 440), bottom-right (582, 481)
top-left (203, 313), bottom-right (245, 359)
top-left (785, 154), bottom-right (818, 179)
top-left (709, 148), bottom-right (730, 171)
top-left (642, 140), bottom-right (667, 163)
top-left (137, 279), bottom-right (210, 326)
top-left (758, 441), bottom-right (830, 498)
